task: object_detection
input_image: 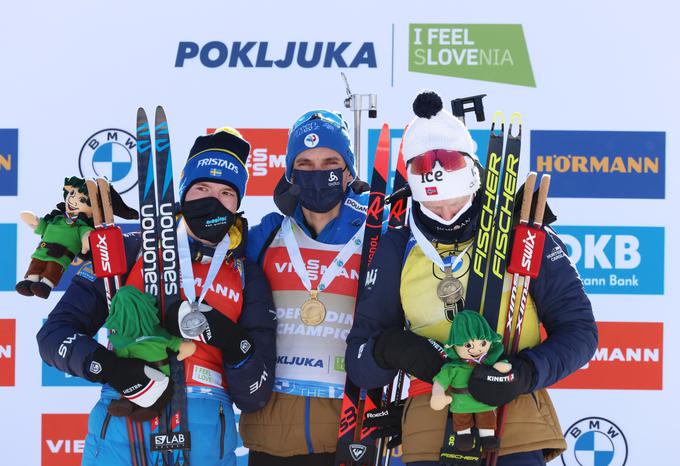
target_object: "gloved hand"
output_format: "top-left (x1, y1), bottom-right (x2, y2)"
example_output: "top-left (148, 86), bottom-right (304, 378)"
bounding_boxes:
top-left (88, 347), bottom-right (173, 410)
top-left (468, 352), bottom-right (537, 406)
top-left (363, 401), bottom-right (405, 448)
top-left (373, 329), bottom-right (446, 383)
top-left (166, 301), bottom-right (255, 367)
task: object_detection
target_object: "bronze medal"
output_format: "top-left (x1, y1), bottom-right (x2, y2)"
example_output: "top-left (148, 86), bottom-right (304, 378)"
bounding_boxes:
top-left (300, 290), bottom-right (327, 326)
top-left (437, 266), bottom-right (464, 320)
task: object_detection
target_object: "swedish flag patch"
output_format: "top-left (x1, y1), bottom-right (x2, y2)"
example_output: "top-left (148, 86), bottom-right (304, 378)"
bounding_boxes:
top-left (76, 261), bottom-right (97, 282)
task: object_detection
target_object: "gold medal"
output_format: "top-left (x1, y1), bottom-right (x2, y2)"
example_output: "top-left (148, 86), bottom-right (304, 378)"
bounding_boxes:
top-left (300, 290), bottom-right (327, 326)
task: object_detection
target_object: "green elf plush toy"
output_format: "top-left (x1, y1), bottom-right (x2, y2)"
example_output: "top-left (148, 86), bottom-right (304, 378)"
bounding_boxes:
top-left (105, 286), bottom-right (196, 420)
top-left (430, 310), bottom-right (512, 452)
top-left (16, 176), bottom-right (95, 299)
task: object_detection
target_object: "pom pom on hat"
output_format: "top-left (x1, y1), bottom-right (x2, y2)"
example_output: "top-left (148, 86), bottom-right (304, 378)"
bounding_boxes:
top-left (412, 91), bottom-right (443, 119)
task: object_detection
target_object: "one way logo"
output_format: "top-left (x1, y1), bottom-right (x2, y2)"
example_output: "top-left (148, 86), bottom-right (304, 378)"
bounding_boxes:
top-left (350, 443), bottom-right (367, 461)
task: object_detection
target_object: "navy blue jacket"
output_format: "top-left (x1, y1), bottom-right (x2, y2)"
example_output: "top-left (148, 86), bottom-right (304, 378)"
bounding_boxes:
top-left (345, 207), bottom-right (598, 392)
top-left (36, 232), bottom-right (276, 413)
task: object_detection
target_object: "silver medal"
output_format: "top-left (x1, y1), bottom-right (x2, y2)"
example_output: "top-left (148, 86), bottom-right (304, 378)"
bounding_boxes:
top-left (437, 265), bottom-right (464, 321)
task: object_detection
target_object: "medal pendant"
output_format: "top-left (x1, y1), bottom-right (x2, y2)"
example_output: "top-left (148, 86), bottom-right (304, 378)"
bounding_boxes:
top-left (300, 289), bottom-right (327, 326)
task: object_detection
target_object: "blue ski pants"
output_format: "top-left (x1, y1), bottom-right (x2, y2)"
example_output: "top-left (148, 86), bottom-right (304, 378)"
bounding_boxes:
top-left (82, 387), bottom-right (237, 466)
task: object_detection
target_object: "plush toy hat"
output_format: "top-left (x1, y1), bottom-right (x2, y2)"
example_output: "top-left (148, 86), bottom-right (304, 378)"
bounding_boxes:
top-left (403, 91), bottom-right (480, 202)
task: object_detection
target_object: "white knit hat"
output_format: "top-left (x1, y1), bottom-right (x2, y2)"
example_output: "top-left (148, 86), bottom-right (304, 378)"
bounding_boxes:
top-left (403, 91), bottom-right (480, 202)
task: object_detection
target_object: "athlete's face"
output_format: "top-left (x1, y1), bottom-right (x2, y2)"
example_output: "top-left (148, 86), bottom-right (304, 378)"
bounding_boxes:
top-left (185, 181), bottom-right (238, 213)
top-left (420, 194), bottom-right (472, 221)
top-left (454, 339), bottom-right (490, 360)
top-left (292, 147), bottom-right (354, 191)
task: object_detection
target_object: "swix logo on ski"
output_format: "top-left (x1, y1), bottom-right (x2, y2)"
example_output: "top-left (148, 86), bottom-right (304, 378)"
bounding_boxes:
top-left (175, 41), bottom-right (377, 69)
top-left (0, 319), bottom-right (15, 386)
top-left (368, 128), bottom-right (490, 195)
top-left (0, 128), bottom-right (18, 196)
top-left (56, 224), bottom-right (138, 291)
top-left (42, 414), bottom-right (88, 466)
top-left (531, 130), bottom-right (665, 199)
top-left (208, 128), bottom-right (287, 195)
top-left (78, 129), bottom-right (138, 194)
top-left (557, 226), bottom-right (664, 295)
top-left (0, 224), bottom-right (17, 291)
top-left (277, 355), bottom-right (324, 369)
top-left (562, 417), bottom-right (628, 466)
top-left (551, 321), bottom-right (662, 390)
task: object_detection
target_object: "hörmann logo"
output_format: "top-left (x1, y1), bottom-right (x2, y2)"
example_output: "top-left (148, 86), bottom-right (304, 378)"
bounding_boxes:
top-left (409, 24), bottom-right (535, 87)
top-left (551, 321), bottom-right (662, 390)
top-left (176, 41), bottom-right (377, 69)
top-left (0, 319), bottom-right (16, 387)
top-left (531, 131), bottom-right (665, 199)
top-left (557, 226), bottom-right (664, 295)
top-left (0, 129), bottom-right (18, 196)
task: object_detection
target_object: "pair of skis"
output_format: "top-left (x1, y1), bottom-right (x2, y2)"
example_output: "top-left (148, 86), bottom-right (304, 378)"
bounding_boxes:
top-left (136, 106), bottom-right (190, 466)
top-left (335, 123), bottom-right (410, 466)
top-left (86, 177), bottom-right (149, 466)
top-left (438, 112), bottom-right (523, 466)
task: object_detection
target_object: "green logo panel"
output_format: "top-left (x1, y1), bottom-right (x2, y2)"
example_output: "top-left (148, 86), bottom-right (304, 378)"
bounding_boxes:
top-left (409, 24), bottom-right (535, 87)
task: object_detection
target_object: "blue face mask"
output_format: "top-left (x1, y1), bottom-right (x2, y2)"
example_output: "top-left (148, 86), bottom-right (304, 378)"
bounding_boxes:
top-left (292, 168), bottom-right (346, 213)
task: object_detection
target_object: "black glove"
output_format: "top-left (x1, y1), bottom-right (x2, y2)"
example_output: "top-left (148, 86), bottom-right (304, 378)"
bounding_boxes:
top-left (363, 401), bottom-right (404, 448)
top-left (88, 347), bottom-right (173, 410)
top-left (166, 301), bottom-right (255, 367)
top-left (373, 329), bottom-right (446, 383)
top-left (468, 353), bottom-right (537, 406)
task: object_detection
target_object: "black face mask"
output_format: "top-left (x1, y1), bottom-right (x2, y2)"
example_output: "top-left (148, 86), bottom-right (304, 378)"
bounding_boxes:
top-left (292, 168), bottom-right (346, 213)
top-left (182, 197), bottom-right (236, 244)
top-left (414, 195), bottom-right (480, 243)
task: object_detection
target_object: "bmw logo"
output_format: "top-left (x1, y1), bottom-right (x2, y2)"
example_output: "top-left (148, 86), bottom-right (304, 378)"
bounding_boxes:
top-left (79, 128), bottom-right (137, 193)
top-left (562, 417), bottom-right (628, 466)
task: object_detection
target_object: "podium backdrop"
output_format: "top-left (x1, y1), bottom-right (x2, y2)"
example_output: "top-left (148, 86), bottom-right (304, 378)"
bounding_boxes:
top-left (0, 2), bottom-right (675, 465)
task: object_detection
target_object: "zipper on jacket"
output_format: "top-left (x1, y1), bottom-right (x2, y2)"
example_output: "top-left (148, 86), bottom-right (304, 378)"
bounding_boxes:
top-left (100, 412), bottom-right (112, 440)
top-left (219, 402), bottom-right (225, 459)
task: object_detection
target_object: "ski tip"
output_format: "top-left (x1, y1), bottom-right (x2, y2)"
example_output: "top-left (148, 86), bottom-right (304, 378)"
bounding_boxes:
top-left (155, 105), bottom-right (166, 118)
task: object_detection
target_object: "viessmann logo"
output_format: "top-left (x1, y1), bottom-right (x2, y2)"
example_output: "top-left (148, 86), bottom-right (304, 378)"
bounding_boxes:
top-left (176, 41), bottom-right (377, 69)
top-left (42, 414), bottom-right (89, 466)
top-left (207, 128), bottom-right (287, 196)
top-left (0, 319), bottom-right (16, 387)
top-left (408, 24), bottom-right (535, 87)
top-left (550, 321), bottom-right (662, 390)
top-left (530, 130), bottom-right (665, 199)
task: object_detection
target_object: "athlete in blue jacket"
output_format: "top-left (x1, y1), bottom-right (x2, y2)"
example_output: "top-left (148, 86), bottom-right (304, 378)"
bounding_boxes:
top-left (345, 92), bottom-right (598, 465)
top-left (240, 110), bottom-right (368, 466)
top-left (37, 129), bottom-right (276, 466)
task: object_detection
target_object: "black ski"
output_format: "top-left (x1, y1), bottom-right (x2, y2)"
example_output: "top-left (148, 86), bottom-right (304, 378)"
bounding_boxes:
top-left (335, 124), bottom-right (390, 466)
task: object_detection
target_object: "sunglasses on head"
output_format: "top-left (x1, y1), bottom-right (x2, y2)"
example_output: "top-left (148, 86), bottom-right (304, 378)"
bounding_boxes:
top-left (408, 149), bottom-right (469, 175)
top-left (292, 110), bottom-right (347, 131)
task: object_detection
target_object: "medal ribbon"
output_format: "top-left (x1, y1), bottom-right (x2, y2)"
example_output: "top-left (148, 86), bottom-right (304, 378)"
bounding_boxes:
top-left (177, 219), bottom-right (231, 306)
top-left (409, 211), bottom-right (472, 272)
top-left (281, 217), bottom-right (364, 294)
